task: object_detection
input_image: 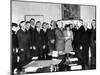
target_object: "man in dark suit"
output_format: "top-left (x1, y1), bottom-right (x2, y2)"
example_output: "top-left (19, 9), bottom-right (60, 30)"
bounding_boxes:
top-left (42, 22), bottom-right (49, 59)
top-left (11, 23), bottom-right (19, 75)
top-left (29, 18), bottom-right (36, 57)
top-left (48, 20), bottom-right (56, 52)
top-left (29, 18), bottom-right (36, 33)
top-left (81, 25), bottom-right (91, 69)
top-left (73, 20), bottom-right (85, 65)
top-left (33, 21), bottom-right (44, 59)
top-left (25, 21), bottom-right (32, 58)
top-left (78, 20), bottom-right (91, 69)
top-left (16, 21), bottom-right (31, 72)
top-left (72, 24), bottom-right (80, 56)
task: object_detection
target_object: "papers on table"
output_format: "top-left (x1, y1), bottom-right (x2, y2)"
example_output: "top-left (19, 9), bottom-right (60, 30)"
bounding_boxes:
top-left (70, 65), bottom-right (82, 70)
top-left (52, 51), bottom-right (58, 57)
top-left (69, 58), bottom-right (78, 62)
top-left (32, 57), bottom-right (38, 60)
top-left (24, 67), bottom-right (39, 72)
top-left (68, 52), bottom-right (75, 55)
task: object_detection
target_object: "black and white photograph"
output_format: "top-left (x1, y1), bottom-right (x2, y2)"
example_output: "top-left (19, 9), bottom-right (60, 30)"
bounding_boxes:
top-left (11, 0), bottom-right (96, 75)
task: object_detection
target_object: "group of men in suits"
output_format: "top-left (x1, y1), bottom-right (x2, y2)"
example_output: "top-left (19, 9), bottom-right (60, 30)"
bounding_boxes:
top-left (72, 19), bottom-right (96, 69)
top-left (11, 19), bottom-right (57, 74)
top-left (11, 18), bottom-right (96, 74)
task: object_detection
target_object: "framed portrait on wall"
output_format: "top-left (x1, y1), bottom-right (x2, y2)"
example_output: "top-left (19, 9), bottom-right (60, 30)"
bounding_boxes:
top-left (62, 4), bottom-right (80, 20)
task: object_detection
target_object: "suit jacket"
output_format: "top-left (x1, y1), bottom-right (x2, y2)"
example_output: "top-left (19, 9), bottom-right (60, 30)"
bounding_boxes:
top-left (72, 28), bottom-right (77, 38)
top-left (55, 28), bottom-right (64, 51)
top-left (29, 26), bottom-right (36, 34)
top-left (81, 29), bottom-right (91, 46)
top-left (47, 28), bottom-right (56, 43)
top-left (78, 26), bottom-right (85, 42)
top-left (42, 29), bottom-right (49, 46)
top-left (77, 26), bottom-right (91, 47)
top-left (33, 28), bottom-right (44, 48)
top-left (29, 27), bottom-right (35, 47)
top-left (16, 29), bottom-right (31, 50)
top-left (90, 27), bottom-right (96, 45)
top-left (12, 30), bottom-right (18, 48)
top-left (73, 28), bottom-right (80, 46)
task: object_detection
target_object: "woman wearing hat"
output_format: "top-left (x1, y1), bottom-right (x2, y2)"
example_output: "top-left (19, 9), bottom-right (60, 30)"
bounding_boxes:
top-left (63, 24), bottom-right (73, 53)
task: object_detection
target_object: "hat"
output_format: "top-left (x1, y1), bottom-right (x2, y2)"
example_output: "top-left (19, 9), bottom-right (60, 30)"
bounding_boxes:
top-left (65, 24), bottom-right (70, 28)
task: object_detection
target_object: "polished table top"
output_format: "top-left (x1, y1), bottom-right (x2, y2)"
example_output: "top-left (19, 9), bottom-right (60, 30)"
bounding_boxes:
top-left (24, 59), bottom-right (62, 68)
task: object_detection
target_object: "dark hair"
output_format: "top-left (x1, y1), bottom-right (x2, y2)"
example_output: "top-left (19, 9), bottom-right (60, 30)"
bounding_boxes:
top-left (12, 23), bottom-right (18, 28)
top-left (91, 19), bottom-right (96, 27)
top-left (30, 18), bottom-right (35, 22)
top-left (65, 24), bottom-right (70, 28)
top-left (26, 21), bottom-right (30, 24)
top-left (57, 19), bottom-right (61, 22)
top-left (42, 22), bottom-right (46, 25)
top-left (51, 20), bottom-right (54, 23)
top-left (36, 21), bottom-right (41, 24)
top-left (50, 20), bottom-right (56, 27)
top-left (19, 21), bottom-right (25, 28)
top-left (42, 22), bottom-right (47, 28)
top-left (64, 24), bottom-right (70, 30)
top-left (42, 22), bottom-right (46, 26)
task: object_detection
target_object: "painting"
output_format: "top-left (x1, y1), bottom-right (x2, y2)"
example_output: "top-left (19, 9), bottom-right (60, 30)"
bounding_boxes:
top-left (62, 4), bottom-right (80, 20)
